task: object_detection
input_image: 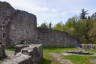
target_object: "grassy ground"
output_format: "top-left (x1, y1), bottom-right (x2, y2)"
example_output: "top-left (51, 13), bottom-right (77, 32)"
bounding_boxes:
top-left (40, 47), bottom-right (96, 64)
top-left (84, 48), bottom-right (96, 53)
top-left (63, 55), bottom-right (95, 64)
top-left (40, 47), bottom-right (79, 64)
top-left (2, 47), bottom-right (96, 64)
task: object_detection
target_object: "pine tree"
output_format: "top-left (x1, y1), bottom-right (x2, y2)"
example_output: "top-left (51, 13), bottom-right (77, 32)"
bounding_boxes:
top-left (49, 22), bottom-right (52, 29)
top-left (80, 9), bottom-right (88, 19)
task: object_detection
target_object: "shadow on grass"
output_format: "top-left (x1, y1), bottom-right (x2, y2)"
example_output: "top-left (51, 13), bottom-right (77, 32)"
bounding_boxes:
top-left (40, 58), bottom-right (51, 64)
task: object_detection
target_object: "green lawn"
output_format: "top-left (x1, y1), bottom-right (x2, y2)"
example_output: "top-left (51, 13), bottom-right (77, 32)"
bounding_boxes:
top-left (84, 48), bottom-right (96, 53)
top-left (63, 48), bottom-right (96, 64)
top-left (43, 47), bottom-right (79, 53)
top-left (63, 55), bottom-right (94, 64)
top-left (40, 47), bottom-right (96, 64)
top-left (40, 47), bottom-right (79, 64)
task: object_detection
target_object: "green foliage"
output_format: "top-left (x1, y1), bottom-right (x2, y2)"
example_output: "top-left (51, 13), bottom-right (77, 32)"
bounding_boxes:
top-left (64, 17), bottom-right (96, 44)
top-left (80, 9), bottom-right (88, 19)
top-left (53, 22), bottom-right (64, 31)
top-left (39, 9), bottom-right (96, 44)
top-left (51, 9), bottom-right (96, 44)
top-left (39, 23), bottom-right (48, 29)
top-left (63, 17), bottom-right (77, 35)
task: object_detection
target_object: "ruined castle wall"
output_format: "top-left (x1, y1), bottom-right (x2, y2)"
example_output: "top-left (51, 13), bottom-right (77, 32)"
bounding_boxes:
top-left (0, 2), bottom-right (38, 46)
top-left (38, 28), bottom-right (79, 47)
top-left (0, 1), bottom-right (79, 47)
top-left (9, 10), bottom-right (37, 45)
top-left (4, 44), bottom-right (43, 64)
top-left (0, 2), bottom-right (15, 45)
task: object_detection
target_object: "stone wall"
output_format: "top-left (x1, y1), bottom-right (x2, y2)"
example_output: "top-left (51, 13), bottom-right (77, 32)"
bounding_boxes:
top-left (0, 1), bottom-right (80, 47)
top-left (0, 1), bottom-right (37, 46)
top-left (4, 44), bottom-right (43, 64)
top-left (0, 2), bottom-right (15, 46)
top-left (80, 44), bottom-right (96, 49)
top-left (9, 10), bottom-right (37, 45)
top-left (37, 28), bottom-right (80, 47)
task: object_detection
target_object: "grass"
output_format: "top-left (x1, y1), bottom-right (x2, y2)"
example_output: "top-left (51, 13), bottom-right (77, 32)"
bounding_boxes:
top-left (6, 47), bottom-right (15, 51)
top-left (63, 55), bottom-right (92, 64)
top-left (4, 47), bottom-right (96, 64)
top-left (44, 47), bottom-right (79, 52)
top-left (62, 48), bottom-right (96, 64)
top-left (40, 47), bottom-right (79, 64)
top-left (40, 47), bottom-right (96, 64)
top-left (84, 48), bottom-right (96, 53)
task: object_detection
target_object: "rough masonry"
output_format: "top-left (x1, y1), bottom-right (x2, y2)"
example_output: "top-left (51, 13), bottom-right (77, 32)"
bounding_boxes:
top-left (0, 1), bottom-right (80, 47)
top-left (3, 44), bottom-right (43, 64)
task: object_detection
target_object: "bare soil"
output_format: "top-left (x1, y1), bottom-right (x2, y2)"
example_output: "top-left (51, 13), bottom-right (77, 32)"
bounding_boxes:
top-left (90, 59), bottom-right (96, 64)
top-left (49, 52), bottom-right (74, 64)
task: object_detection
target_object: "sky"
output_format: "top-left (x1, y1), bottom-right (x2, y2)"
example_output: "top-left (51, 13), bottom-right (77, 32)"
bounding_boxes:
top-left (0, 0), bottom-right (96, 26)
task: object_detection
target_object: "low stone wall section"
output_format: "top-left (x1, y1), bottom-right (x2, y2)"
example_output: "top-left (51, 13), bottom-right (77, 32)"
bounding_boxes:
top-left (4, 44), bottom-right (43, 64)
top-left (80, 44), bottom-right (96, 49)
top-left (37, 28), bottom-right (80, 47)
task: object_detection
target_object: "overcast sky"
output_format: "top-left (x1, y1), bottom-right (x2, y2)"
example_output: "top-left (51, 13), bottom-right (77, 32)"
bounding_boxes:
top-left (0, 0), bottom-right (96, 26)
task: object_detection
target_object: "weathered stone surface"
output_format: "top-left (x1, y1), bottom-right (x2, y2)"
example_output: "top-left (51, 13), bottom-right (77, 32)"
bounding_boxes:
top-left (37, 28), bottom-right (80, 47)
top-left (0, 2), bottom-right (15, 46)
top-left (4, 44), bottom-right (43, 64)
top-left (9, 10), bottom-right (37, 45)
top-left (65, 50), bottom-right (93, 55)
top-left (0, 1), bottom-right (80, 47)
top-left (0, 44), bottom-right (6, 59)
top-left (80, 44), bottom-right (96, 49)
top-left (0, 1), bottom-right (37, 46)
top-left (14, 44), bottom-right (28, 55)
top-left (4, 53), bottom-right (31, 64)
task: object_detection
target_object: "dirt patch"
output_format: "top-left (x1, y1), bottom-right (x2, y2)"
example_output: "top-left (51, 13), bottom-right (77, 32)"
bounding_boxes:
top-left (49, 52), bottom-right (74, 64)
top-left (90, 59), bottom-right (96, 64)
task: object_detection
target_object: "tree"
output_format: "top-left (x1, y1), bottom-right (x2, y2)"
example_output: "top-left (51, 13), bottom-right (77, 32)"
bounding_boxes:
top-left (91, 12), bottom-right (96, 19)
top-left (53, 22), bottom-right (64, 31)
top-left (63, 17), bottom-right (77, 34)
top-left (88, 18), bottom-right (96, 43)
top-left (63, 16), bottom-right (94, 44)
top-left (39, 23), bottom-right (48, 29)
top-left (49, 22), bottom-right (52, 29)
top-left (80, 9), bottom-right (88, 19)
top-left (52, 9), bottom-right (96, 44)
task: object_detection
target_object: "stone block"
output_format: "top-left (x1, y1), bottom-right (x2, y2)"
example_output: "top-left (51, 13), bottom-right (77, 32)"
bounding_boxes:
top-left (4, 44), bottom-right (43, 64)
